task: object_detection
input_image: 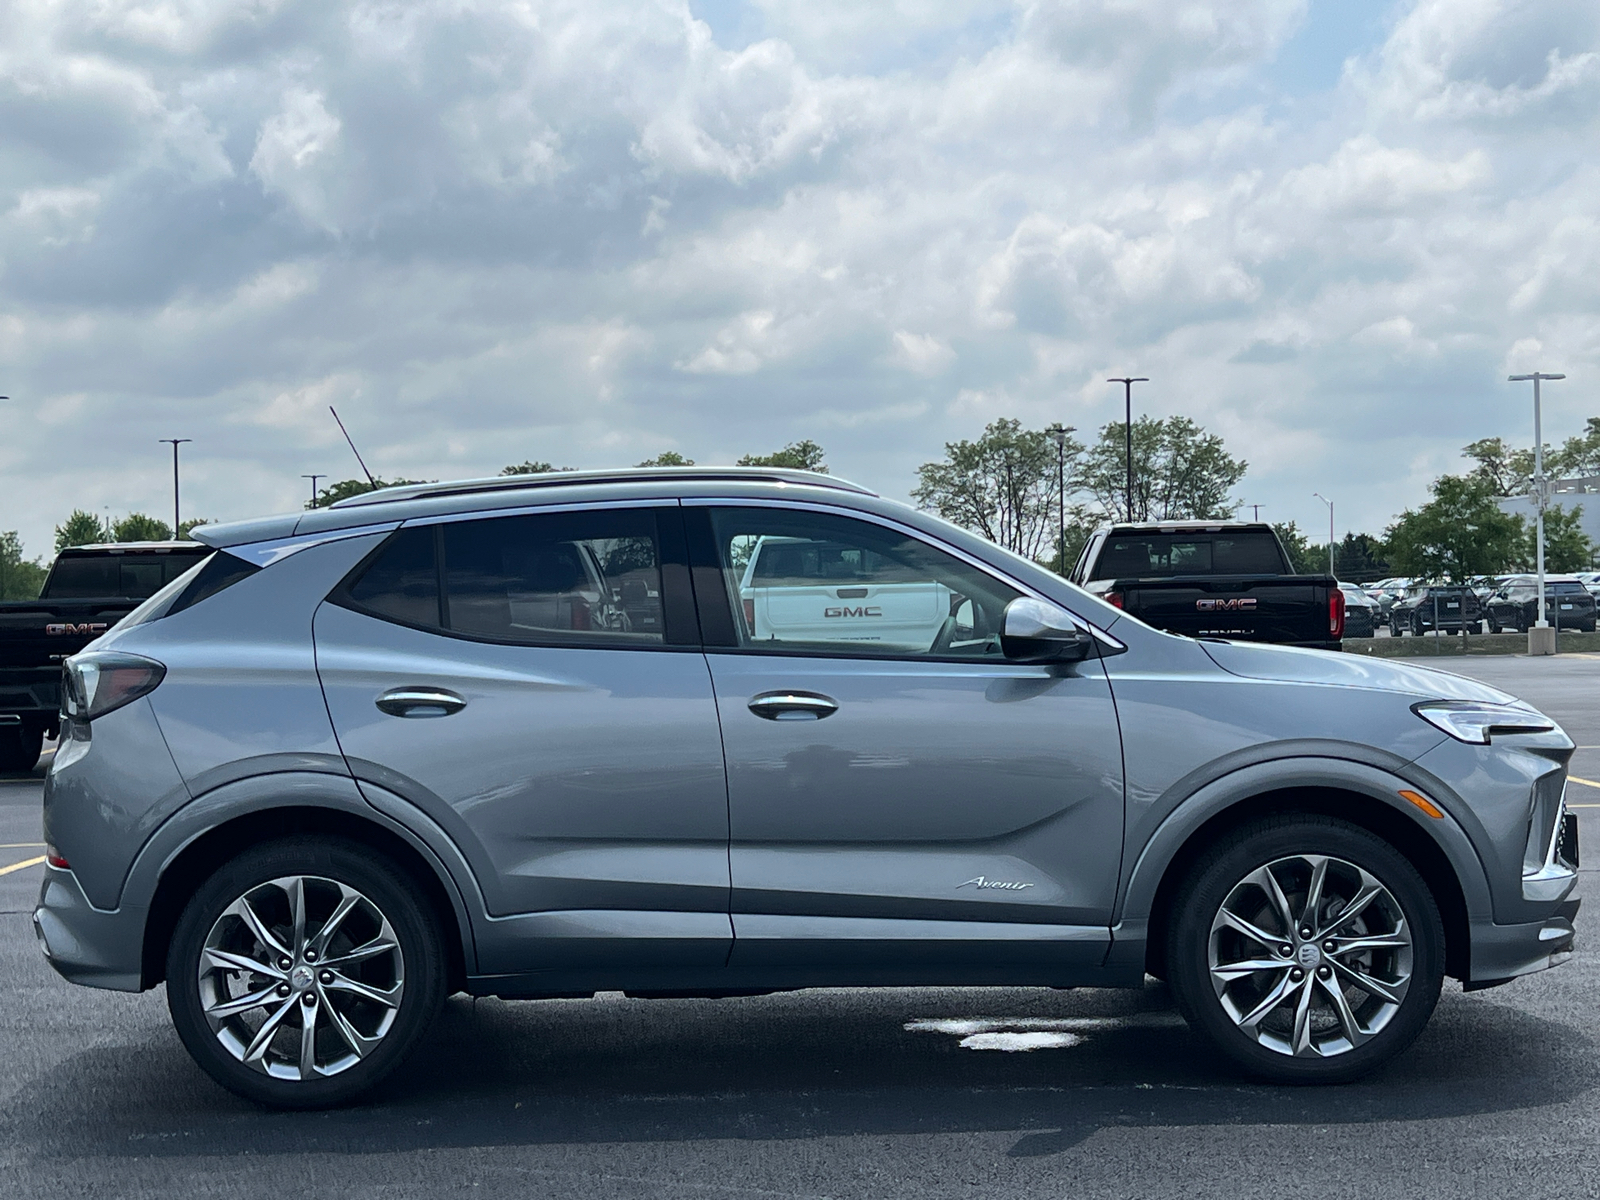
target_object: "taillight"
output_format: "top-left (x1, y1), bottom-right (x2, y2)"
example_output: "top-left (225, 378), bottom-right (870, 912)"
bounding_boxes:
top-left (61, 651), bottom-right (166, 722)
top-left (1105, 591), bottom-right (1124, 609)
top-left (46, 845), bottom-right (70, 869)
top-left (743, 599), bottom-right (756, 629)
top-left (1330, 588), bottom-right (1346, 639)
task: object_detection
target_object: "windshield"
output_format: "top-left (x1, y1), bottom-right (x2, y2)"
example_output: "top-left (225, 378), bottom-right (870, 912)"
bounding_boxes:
top-left (1093, 530), bottom-right (1287, 578)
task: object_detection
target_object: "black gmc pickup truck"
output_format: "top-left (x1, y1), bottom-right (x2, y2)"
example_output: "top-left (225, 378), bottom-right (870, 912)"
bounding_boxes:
top-left (0, 541), bottom-right (208, 771)
top-left (1068, 521), bottom-right (1345, 650)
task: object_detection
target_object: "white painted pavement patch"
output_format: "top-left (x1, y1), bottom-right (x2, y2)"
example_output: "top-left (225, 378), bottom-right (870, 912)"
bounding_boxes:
top-left (906, 1012), bottom-right (1185, 1052)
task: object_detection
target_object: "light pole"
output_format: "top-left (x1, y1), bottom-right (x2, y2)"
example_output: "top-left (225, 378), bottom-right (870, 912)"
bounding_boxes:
top-left (1313, 493), bottom-right (1334, 577)
top-left (1107, 377), bottom-right (1148, 522)
top-left (159, 439), bottom-right (192, 538)
top-left (1509, 372), bottom-right (1565, 645)
top-left (1046, 424), bottom-right (1072, 573)
top-left (302, 474), bottom-right (326, 508)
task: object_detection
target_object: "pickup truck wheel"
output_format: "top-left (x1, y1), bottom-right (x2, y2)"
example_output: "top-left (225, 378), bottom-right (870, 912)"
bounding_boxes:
top-left (166, 837), bottom-right (446, 1109)
top-left (0, 726), bottom-right (43, 773)
top-left (1166, 815), bottom-right (1444, 1084)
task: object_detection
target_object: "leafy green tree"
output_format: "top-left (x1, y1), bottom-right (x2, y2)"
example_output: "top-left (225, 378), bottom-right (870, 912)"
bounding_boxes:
top-left (55, 510), bottom-right (108, 551)
top-left (913, 419), bottom-right (1067, 559)
top-left (1461, 437), bottom-right (1537, 497)
top-left (1334, 532), bottom-right (1389, 579)
top-left (0, 531), bottom-right (47, 600)
top-left (308, 478), bottom-right (428, 508)
top-left (1076, 415), bottom-right (1245, 522)
top-left (738, 440), bottom-right (827, 473)
top-left (177, 518), bottom-right (211, 540)
top-left (1526, 505), bottom-right (1594, 573)
top-left (499, 461), bottom-right (574, 477)
top-left (1273, 521), bottom-right (1324, 574)
top-left (111, 513), bottom-right (172, 542)
top-left (1553, 417), bottom-right (1600, 479)
top-left (1383, 475), bottom-right (1525, 582)
top-left (637, 451), bottom-right (695, 467)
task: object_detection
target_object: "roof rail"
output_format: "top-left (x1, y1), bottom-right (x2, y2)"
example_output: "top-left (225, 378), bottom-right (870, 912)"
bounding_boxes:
top-left (328, 466), bottom-right (876, 509)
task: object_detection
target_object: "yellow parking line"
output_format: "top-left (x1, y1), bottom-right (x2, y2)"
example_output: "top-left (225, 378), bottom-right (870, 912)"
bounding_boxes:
top-left (0, 855), bottom-right (46, 876)
top-left (0, 842), bottom-right (45, 849)
top-left (1569, 776), bottom-right (1600, 790)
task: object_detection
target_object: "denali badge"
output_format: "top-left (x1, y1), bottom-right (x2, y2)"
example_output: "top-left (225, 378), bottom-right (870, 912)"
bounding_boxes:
top-left (1195, 598), bottom-right (1256, 612)
top-left (45, 623), bottom-right (108, 636)
top-left (957, 876), bottom-right (1035, 891)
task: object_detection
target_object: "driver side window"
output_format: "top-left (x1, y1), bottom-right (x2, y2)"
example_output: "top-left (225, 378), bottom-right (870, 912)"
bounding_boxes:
top-left (706, 507), bottom-right (1021, 658)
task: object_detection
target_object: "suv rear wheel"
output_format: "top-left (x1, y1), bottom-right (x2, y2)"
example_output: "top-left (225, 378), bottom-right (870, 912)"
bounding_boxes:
top-left (1167, 815), bottom-right (1444, 1083)
top-left (166, 837), bottom-right (445, 1109)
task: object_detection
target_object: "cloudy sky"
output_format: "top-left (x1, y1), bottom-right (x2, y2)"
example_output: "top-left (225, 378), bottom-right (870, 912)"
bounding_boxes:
top-left (2, 0), bottom-right (1597, 558)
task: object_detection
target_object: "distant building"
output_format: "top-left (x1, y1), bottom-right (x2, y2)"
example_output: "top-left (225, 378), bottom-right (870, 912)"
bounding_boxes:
top-left (1496, 476), bottom-right (1600, 557)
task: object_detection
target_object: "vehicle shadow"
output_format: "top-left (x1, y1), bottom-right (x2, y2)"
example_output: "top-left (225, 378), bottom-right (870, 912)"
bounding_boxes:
top-left (5, 983), bottom-right (1593, 1162)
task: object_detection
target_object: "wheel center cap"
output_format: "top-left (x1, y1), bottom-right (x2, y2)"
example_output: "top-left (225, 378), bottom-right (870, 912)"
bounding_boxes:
top-left (289, 964), bottom-right (315, 991)
top-left (1296, 943), bottom-right (1322, 969)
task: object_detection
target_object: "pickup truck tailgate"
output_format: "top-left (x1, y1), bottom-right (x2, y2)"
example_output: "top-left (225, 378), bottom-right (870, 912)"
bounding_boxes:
top-left (1122, 579), bottom-right (1329, 644)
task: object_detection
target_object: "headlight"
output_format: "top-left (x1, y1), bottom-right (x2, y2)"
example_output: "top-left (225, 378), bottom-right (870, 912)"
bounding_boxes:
top-left (61, 651), bottom-right (166, 722)
top-left (1412, 700), bottom-right (1555, 745)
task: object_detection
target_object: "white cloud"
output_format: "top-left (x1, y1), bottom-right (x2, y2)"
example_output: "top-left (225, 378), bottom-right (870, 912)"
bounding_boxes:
top-left (0, 0), bottom-right (1598, 556)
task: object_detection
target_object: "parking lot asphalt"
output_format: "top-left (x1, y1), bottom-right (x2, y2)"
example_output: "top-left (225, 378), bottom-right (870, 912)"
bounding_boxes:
top-left (3, 655), bottom-right (1598, 1200)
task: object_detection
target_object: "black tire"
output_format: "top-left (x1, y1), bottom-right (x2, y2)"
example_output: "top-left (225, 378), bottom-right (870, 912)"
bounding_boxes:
top-left (0, 726), bottom-right (43, 774)
top-left (167, 837), bottom-right (446, 1109)
top-left (1166, 814), bottom-right (1444, 1084)
top-left (1487, 615), bottom-right (1501, 634)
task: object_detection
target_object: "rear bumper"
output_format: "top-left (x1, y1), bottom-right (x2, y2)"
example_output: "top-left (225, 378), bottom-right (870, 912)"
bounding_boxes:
top-left (32, 865), bottom-right (146, 992)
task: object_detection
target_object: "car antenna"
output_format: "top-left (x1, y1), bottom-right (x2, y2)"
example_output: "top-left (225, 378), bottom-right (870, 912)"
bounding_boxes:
top-left (329, 406), bottom-right (377, 487)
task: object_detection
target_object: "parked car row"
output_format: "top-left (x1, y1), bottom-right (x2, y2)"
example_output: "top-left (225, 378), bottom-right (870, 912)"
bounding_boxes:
top-left (1349, 575), bottom-right (1599, 635)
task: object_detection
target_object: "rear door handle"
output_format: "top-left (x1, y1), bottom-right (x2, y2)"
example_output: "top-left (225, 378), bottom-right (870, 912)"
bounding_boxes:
top-left (376, 688), bottom-right (467, 718)
top-left (748, 691), bottom-right (839, 721)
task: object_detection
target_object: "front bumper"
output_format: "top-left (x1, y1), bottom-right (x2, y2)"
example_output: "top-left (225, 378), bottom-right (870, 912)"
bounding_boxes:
top-left (32, 865), bottom-right (146, 992)
top-left (1468, 898), bottom-right (1579, 986)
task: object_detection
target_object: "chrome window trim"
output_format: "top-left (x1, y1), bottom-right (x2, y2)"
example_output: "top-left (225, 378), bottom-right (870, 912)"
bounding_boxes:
top-left (395, 497), bottom-right (672, 528)
top-left (231, 522), bottom-right (402, 568)
top-left (683, 495), bottom-right (1127, 654)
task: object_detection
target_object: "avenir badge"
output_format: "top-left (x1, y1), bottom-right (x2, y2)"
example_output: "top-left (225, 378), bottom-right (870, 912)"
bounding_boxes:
top-left (957, 876), bottom-right (1035, 891)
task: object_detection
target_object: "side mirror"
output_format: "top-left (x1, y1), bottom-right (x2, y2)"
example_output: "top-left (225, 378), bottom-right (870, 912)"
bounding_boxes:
top-left (1001, 598), bottom-right (1095, 663)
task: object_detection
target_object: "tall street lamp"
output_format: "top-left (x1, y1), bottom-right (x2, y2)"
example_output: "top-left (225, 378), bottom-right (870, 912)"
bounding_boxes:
top-left (1046, 424), bottom-right (1072, 573)
top-left (303, 474), bottom-right (326, 508)
top-left (1313, 493), bottom-right (1334, 577)
top-left (1107, 377), bottom-right (1148, 522)
top-left (1509, 372), bottom-right (1565, 647)
top-left (159, 439), bottom-right (192, 538)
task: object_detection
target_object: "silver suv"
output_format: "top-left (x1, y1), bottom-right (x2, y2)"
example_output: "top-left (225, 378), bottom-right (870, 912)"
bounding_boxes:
top-left (34, 468), bottom-right (1580, 1108)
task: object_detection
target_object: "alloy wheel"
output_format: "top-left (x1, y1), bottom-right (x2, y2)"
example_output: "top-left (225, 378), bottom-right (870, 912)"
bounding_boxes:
top-left (197, 875), bottom-right (405, 1081)
top-left (1208, 854), bottom-right (1412, 1058)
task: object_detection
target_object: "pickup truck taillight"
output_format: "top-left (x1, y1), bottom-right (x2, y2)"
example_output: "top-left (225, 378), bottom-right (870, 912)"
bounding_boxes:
top-left (1330, 588), bottom-right (1346, 639)
top-left (61, 651), bottom-right (166, 722)
top-left (1105, 591), bottom-right (1124, 609)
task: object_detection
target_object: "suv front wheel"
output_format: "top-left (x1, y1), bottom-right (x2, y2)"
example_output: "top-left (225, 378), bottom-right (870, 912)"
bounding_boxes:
top-left (1167, 815), bottom-right (1444, 1083)
top-left (166, 837), bottom-right (446, 1109)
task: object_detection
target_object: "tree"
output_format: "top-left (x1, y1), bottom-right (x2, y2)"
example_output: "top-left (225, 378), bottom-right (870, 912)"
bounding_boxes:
top-left (738, 440), bottom-right (827, 473)
top-left (499, 461), bottom-right (574, 476)
top-left (1383, 475), bottom-right (1525, 582)
top-left (1334, 532), bottom-right (1389, 579)
top-left (111, 513), bottom-right (172, 542)
top-left (1553, 417), bottom-right (1600, 479)
top-left (1525, 505), bottom-right (1594, 573)
top-left (0, 531), bottom-right (47, 601)
top-left (636, 451), bottom-right (695, 466)
top-left (56, 510), bottom-right (107, 551)
top-left (913, 419), bottom-right (1065, 560)
top-left (1076, 415), bottom-right (1245, 522)
top-left (1461, 437), bottom-right (1536, 497)
top-left (177, 518), bottom-right (211, 540)
top-left (308, 477), bottom-right (428, 508)
top-left (1273, 521), bottom-right (1323, 575)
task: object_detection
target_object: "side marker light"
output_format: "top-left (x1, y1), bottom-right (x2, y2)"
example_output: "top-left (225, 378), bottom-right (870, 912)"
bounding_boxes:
top-left (1398, 789), bottom-right (1444, 819)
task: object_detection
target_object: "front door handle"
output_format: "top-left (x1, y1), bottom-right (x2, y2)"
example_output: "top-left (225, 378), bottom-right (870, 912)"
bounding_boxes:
top-left (748, 691), bottom-right (839, 721)
top-left (376, 688), bottom-right (467, 718)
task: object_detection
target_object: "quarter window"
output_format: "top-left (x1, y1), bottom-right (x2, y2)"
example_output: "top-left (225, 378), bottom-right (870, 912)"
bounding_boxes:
top-left (706, 508), bottom-right (1020, 658)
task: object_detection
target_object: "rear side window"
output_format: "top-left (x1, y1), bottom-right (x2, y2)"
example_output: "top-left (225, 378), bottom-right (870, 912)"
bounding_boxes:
top-left (336, 510), bottom-right (666, 647)
top-left (44, 550), bottom-right (209, 599)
